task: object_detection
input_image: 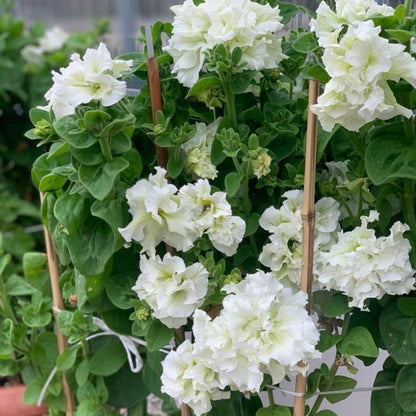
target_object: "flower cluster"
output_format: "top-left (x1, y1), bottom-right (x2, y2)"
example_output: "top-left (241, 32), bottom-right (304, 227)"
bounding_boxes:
top-left (119, 167), bottom-right (245, 257)
top-left (181, 118), bottom-right (221, 179)
top-left (161, 271), bottom-right (320, 415)
top-left (259, 190), bottom-right (340, 285)
top-left (316, 212), bottom-right (415, 308)
top-left (41, 42), bottom-right (132, 119)
top-left (164, 0), bottom-right (286, 87)
top-left (133, 254), bottom-right (208, 328)
top-left (22, 27), bottom-right (69, 65)
top-left (310, 0), bottom-right (416, 131)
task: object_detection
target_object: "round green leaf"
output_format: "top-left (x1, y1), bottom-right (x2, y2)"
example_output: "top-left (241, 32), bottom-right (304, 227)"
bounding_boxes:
top-left (380, 301), bottom-right (416, 365)
top-left (146, 319), bottom-right (174, 352)
top-left (366, 123), bottom-right (416, 185)
top-left (54, 192), bottom-right (91, 234)
top-left (396, 365), bottom-right (416, 412)
top-left (398, 298), bottom-right (416, 317)
top-left (56, 345), bottom-right (80, 371)
top-left (337, 326), bottom-right (378, 358)
top-left (79, 157), bottom-right (129, 201)
top-left (89, 342), bottom-right (127, 376)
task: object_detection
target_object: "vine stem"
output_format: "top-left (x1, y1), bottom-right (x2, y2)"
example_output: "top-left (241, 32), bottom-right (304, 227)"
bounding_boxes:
top-left (99, 135), bottom-right (113, 162)
top-left (221, 71), bottom-right (237, 129)
top-left (405, 0), bottom-right (413, 17)
top-left (403, 178), bottom-right (416, 237)
top-left (0, 279), bottom-right (17, 324)
top-left (308, 360), bottom-right (339, 416)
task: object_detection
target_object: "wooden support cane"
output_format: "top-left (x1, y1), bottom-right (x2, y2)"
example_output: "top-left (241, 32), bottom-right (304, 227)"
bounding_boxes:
top-left (145, 25), bottom-right (168, 170)
top-left (40, 193), bottom-right (75, 416)
top-left (293, 79), bottom-right (320, 416)
top-left (145, 26), bottom-right (192, 416)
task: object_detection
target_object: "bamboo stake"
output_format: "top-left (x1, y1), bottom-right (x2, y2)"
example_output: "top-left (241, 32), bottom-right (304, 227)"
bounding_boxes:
top-left (293, 79), bottom-right (320, 416)
top-left (145, 25), bottom-right (168, 170)
top-left (145, 26), bottom-right (191, 416)
top-left (40, 193), bottom-right (75, 416)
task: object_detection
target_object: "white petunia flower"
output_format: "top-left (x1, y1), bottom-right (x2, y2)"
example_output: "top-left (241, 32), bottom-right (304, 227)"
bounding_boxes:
top-left (161, 340), bottom-right (230, 416)
top-left (39, 27), bottom-right (68, 52)
top-left (41, 42), bottom-right (132, 118)
top-left (207, 215), bottom-right (246, 257)
top-left (118, 167), bottom-right (200, 255)
top-left (179, 179), bottom-right (245, 255)
top-left (311, 0), bottom-right (394, 48)
top-left (316, 211), bottom-right (415, 308)
top-left (164, 0), bottom-right (286, 87)
top-left (182, 118), bottom-right (221, 179)
top-left (22, 27), bottom-right (69, 64)
top-left (259, 190), bottom-right (340, 284)
top-left (192, 272), bottom-right (320, 393)
top-left (311, 13), bottom-right (416, 131)
top-left (133, 253), bottom-right (209, 328)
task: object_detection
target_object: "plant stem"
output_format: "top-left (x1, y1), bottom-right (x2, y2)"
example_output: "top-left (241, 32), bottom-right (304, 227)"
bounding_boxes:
top-left (308, 360), bottom-right (339, 416)
top-left (0, 281), bottom-right (17, 324)
top-left (403, 178), bottom-right (416, 237)
top-left (344, 129), bottom-right (364, 159)
top-left (99, 135), bottom-right (113, 162)
top-left (267, 387), bottom-right (276, 409)
top-left (405, 0), bottom-right (413, 17)
top-left (221, 72), bottom-right (237, 129)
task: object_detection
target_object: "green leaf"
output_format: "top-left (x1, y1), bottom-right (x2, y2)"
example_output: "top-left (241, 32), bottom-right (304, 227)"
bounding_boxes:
top-left (39, 173), bottom-right (67, 192)
top-left (187, 75), bottom-right (222, 97)
top-left (230, 71), bottom-right (257, 94)
top-left (65, 218), bottom-right (114, 276)
top-left (54, 115), bottom-right (97, 149)
top-left (89, 342), bottom-right (127, 376)
top-left (277, 1), bottom-right (302, 24)
top-left (101, 309), bottom-right (132, 335)
top-left (105, 363), bottom-right (149, 408)
top-left (225, 172), bottom-right (241, 197)
top-left (306, 63), bottom-right (330, 84)
top-left (316, 330), bottom-right (343, 353)
top-left (146, 319), bottom-right (174, 352)
top-left (385, 29), bottom-right (415, 43)
top-left (365, 123), bottom-right (416, 185)
top-left (323, 375), bottom-right (357, 403)
top-left (32, 331), bottom-right (58, 371)
top-left (23, 377), bottom-right (46, 405)
top-left (31, 152), bottom-right (71, 189)
top-left (75, 358), bottom-right (90, 386)
top-left (29, 108), bottom-right (50, 125)
top-left (70, 142), bottom-right (104, 166)
top-left (5, 274), bottom-right (35, 296)
top-left (166, 156), bottom-right (185, 179)
top-left (105, 271), bottom-right (136, 309)
top-left (395, 365), bottom-right (416, 412)
top-left (83, 110), bottom-right (111, 132)
top-left (292, 32), bottom-right (318, 53)
top-left (371, 371), bottom-right (401, 416)
top-left (91, 197), bottom-right (129, 251)
top-left (324, 293), bottom-right (352, 317)
top-left (337, 326), bottom-right (379, 358)
top-left (244, 213), bottom-right (260, 237)
top-left (256, 406), bottom-right (291, 416)
top-left (56, 345), bottom-right (80, 371)
top-left (398, 298), bottom-right (416, 317)
top-left (54, 192), bottom-right (91, 234)
top-left (380, 301), bottom-right (416, 365)
top-left (79, 157), bottom-right (129, 200)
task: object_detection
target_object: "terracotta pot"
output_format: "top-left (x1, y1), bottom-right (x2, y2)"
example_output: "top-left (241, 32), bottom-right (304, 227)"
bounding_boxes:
top-left (0, 384), bottom-right (48, 416)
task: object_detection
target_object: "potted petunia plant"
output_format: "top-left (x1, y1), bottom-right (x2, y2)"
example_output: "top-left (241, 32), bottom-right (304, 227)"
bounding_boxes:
top-left (27, 0), bottom-right (416, 415)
